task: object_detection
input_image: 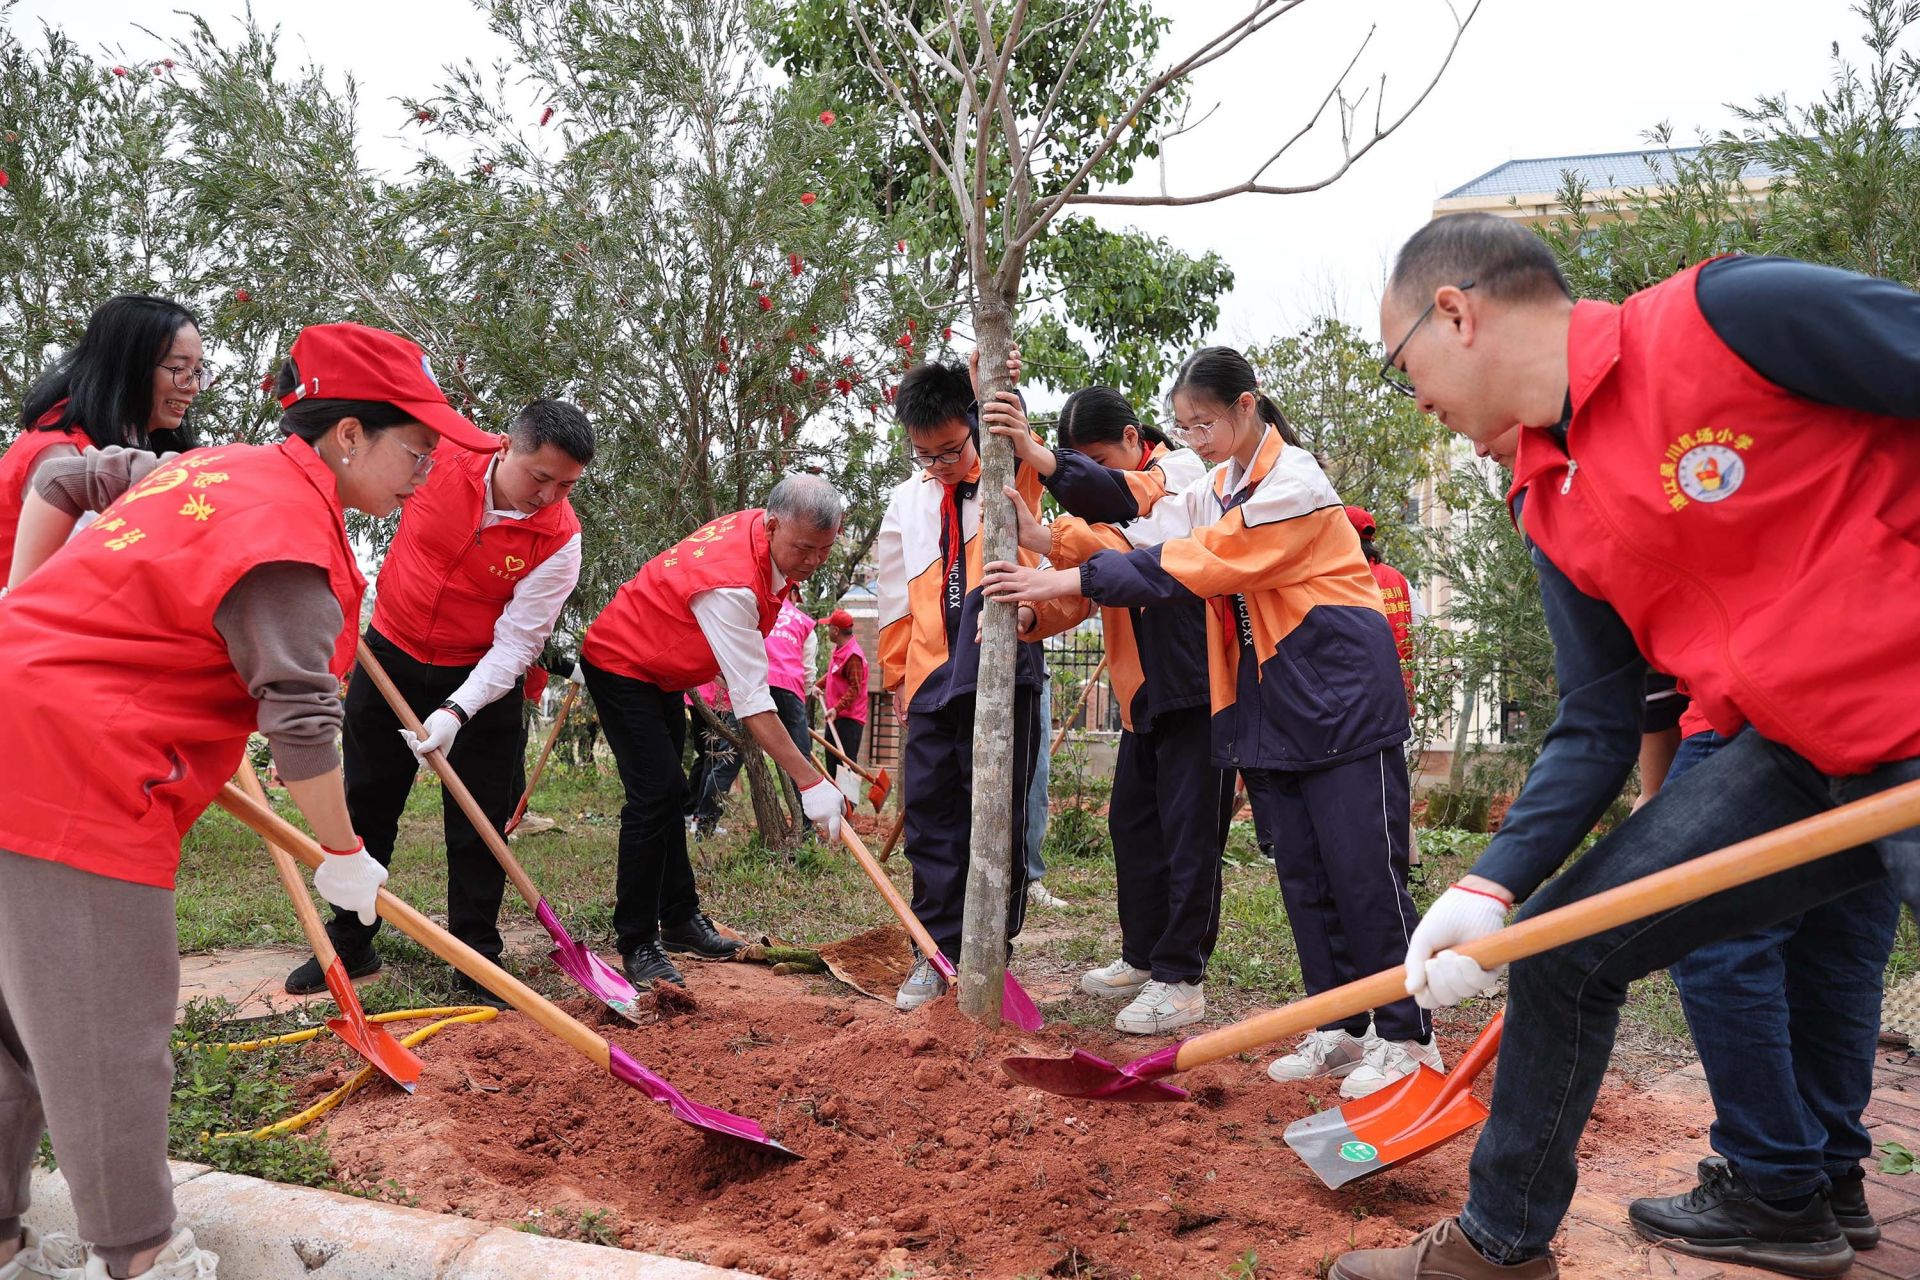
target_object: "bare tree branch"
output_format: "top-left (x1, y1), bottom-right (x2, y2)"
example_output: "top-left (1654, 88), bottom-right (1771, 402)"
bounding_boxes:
top-left (851, 2), bottom-right (970, 214)
top-left (1026, 0), bottom-right (1108, 164)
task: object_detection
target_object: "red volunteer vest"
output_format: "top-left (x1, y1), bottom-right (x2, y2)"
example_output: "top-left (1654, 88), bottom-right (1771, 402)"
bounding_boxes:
top-left (824, 635), bottom-right (869, 724)
top-left (1511, 258), bottom-right (1920, 776)
top-left (0, 404), bottom-right (95, 583)
top-left (370, 440), bottom-right (580, 665)
top-left (1370, 561), bottom-right (1415, 661)
top-left (581, 508), bottom-right (786, 690)
top-left (0, 439), bottom-right (365, 887)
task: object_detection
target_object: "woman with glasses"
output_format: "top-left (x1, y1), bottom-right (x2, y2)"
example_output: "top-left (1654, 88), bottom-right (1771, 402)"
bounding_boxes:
top-left (1, 294), bottom-right (211, 584)
top-left (0, 323), bottom-right (500, 1280)
top-left (982, 345), bottom-right (1430, 1096)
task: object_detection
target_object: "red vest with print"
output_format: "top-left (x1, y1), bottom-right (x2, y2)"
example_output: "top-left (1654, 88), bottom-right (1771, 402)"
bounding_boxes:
top-left (1370, 561), bottom-right (1415, 661)
top-left (370, 440), bottom-right (580, 665)
top-left (1511, 258), bottom-right (1920, 776)
top-left (0, 404), bottom-right (94, 583)
top-left (0, 439), bottom-right (365, 887)
top-left (581, 508), bottom-right (784, 690)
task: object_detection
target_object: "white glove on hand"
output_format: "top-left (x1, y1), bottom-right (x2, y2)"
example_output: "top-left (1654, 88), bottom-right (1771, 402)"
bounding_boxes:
top-left (314, 840), bottom-right (388, 927)
top-left (800, 777), bottom-right (844, 841)
top-left (1404, 884), bottom-right (1511, 1009)
top-left (399, 708), bottom-right (461, 761)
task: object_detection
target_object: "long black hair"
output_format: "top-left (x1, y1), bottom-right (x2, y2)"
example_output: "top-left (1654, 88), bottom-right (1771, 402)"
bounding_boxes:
top-left (1057, 386), bottom-right (1169, 453)
top-left (1168, 345), bottom-right (1299, 446)
top-left (272, 358), bottom-right (414, 446)
top-left (19, 295), bottom-right (203, 452)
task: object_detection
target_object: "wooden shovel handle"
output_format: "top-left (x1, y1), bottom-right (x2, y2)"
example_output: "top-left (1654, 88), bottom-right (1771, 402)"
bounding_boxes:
top-left (1050, 656), bottom-right (1107, 756)
top-left (809, 728), bottom-right (877, 784)
top-left (511, 680), bottom-right (579, 831)
top-left (840, 822), bottom-right (944, 965)
top-left (356, 640), bottom-right (543, 909)
top-left (216, 782), bottom-right (610, 1068)
top-left (237, 760), bottom-right (340, 971)
top-left (1174, 776), bottom-right (1920, 1072)
top-left (878, 810), bottom-right (907, 864)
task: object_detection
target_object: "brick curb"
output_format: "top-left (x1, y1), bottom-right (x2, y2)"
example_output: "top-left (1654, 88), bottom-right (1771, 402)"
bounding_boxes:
top-left (26, 1161), bottom-right (760, 1279)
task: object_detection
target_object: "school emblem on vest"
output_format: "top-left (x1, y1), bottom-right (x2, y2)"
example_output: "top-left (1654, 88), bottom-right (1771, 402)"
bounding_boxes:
top-left (1659, 430), bottom-right (1752, 510)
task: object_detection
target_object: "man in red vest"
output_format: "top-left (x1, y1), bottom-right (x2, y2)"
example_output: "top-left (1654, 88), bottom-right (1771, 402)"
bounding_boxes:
top-left (1345, 504), bottom-right (1419, 711)
top-left (580, 474), bottom-right (848, 989)
top-left (285, 399), bottom-right (595, 1008)
top-left (1329, 215), bottom-right (1920, 1280)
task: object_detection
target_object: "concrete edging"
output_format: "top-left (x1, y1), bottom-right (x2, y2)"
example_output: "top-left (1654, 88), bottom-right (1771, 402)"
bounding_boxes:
top-left (26, 1161), bottom-right (760, 1279)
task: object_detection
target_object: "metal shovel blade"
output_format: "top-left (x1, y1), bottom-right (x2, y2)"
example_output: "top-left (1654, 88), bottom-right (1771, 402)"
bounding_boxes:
top-left (1285, 1072), bottom-right (1488, 1189)
top-left (925, 951), bottom-right (1044, 1033)
top-left (999, 1046), bottom-right (1190, 1102)
top-left (320, 958), bottom-right (422, 1093)
top-left (536, 901), bottom-right (644, 1023)
top-left (607, 1044), bottom-right (797, 1157)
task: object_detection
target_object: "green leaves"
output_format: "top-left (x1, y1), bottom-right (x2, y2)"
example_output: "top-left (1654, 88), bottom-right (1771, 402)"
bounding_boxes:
top-left (1880, 1141), bottom-right (1914, 1175)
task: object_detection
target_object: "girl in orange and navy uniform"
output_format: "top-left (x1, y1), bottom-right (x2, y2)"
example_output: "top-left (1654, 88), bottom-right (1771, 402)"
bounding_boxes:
top-left (983, 347), bottom-right (1433, 1098)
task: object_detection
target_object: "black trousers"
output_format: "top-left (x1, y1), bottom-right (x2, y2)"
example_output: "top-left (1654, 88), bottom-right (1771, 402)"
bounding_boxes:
top-left (584, 660), bottom-right (703, 955)
top-left (1111, 704), bottom-right (1236, 985)
top-left (901, 686), bottom-right (1039, 963)
top-left (770, 686), bottom-right (812, 761)
top-left (331, 627), bottom-right (524, 963)
top-left (830, 716), bottom-right (864, 764)
top-left (1244, 746), bottom-right (1428, 1043)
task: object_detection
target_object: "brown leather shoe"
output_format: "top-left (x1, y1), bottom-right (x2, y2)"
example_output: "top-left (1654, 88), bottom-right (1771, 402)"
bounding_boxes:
top-left (1330, 1218), bottom-right (1559, 1279)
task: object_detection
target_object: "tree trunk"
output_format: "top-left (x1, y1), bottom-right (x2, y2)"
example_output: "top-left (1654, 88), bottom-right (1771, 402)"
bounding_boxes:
top-left (956, 288), bottom-right (1020, 1027)
top-left (1448, 687), bottom-right (1476, 790)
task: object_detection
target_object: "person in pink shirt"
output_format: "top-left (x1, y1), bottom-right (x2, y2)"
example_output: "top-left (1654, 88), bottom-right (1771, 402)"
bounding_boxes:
top-left (763, 597), bottom-right (817, 763)
top-left (814, 609), bottom-right (869, 763)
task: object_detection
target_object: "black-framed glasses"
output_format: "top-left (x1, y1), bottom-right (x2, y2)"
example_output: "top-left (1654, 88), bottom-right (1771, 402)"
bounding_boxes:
top-left (1379, 280), bottom-right (1474, 399)
top-left (157, 361), bottom-right (218, 392)
top-left (909, 445), bottom-right (968, 470)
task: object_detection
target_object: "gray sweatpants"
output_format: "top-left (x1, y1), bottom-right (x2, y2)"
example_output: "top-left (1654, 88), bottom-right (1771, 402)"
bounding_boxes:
top-left (0, 849), bottom-right (178, 1270)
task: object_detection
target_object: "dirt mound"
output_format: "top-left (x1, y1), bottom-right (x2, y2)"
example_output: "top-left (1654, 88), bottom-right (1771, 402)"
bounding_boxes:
top-left (321, 962), bottom-right (1705, 1279)
top-left (815, 925), bottom-right (914, 1002)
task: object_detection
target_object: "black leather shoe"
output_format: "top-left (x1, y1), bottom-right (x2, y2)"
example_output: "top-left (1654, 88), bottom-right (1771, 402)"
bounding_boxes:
top-left (453, 973), bottom-right (510, 1011)
top-left (1828, 1171), bottom-right (1880, 1250)
top-left (284, 948), bottom-right (381, 996)
top-left (659, 912), bottom-right (745, 960)
top-left (1629, 1157), bottom-right (1854, 1278)
top-left (621, 941), bottom-right (686, 988)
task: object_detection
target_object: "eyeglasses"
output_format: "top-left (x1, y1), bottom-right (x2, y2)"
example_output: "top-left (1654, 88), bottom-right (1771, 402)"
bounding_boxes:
top-left (157, 362), bottom-right (217, 392)
top-left (388, 435), bottom-right (436, 480)
top-left (909, 445), bottom-right (969, 470)
top-left (1166, 420), bottom-right (1222, 447)
top-left (1379, 280), bottom-right (1474, 399)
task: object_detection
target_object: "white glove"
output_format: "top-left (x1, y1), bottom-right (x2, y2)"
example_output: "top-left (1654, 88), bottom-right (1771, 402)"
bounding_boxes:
top-left (400, 707), bottom-right (461, 761)
top-left (800, 777), bottom-right (844, 841)
top-left (1404, 883), bottom-right (1511, 1009)
top-left (314, 840), bottom-right (388, 927)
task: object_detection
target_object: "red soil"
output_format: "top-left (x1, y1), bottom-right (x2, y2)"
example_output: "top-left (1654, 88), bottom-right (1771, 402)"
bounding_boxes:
top-left (319, 963), bottom-right (1707, 1279)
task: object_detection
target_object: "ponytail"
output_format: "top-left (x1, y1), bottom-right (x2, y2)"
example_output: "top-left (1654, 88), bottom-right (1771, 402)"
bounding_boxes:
top-left (1252, 392), bottom-right (1299, 446)
top-left (1171, 345), bottom-right (1300, 446)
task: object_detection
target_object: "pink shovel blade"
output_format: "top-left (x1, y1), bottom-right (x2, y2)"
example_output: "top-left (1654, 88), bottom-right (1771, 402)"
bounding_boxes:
top-left (608, 1044), bottom-right (797, 1157)
top-left (999, 1044), bottom-right (1190, 1102)
top-left (536, 901), bottom-right (643, 1024)
top-left (924, 951), bottom-right (1043, 1031)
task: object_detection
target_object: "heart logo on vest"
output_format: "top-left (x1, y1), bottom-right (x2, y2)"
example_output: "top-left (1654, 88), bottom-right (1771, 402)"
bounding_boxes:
top-left (1677, 444), bottom-right (1745, 504)
top-left (503, 555), bottom-right (526, 572)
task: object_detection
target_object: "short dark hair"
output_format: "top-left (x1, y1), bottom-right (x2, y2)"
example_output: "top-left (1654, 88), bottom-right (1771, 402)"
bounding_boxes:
top-left (20, 294), bottom-right (203, 452)
top-left (271, 356), bottom-right (415, 446)
top-left (509, 398), bottom-right (595, 465)
top-left (894, 362), bottom-right (973, 434)
top-left (1388, 213), bottom-right (1572, 309)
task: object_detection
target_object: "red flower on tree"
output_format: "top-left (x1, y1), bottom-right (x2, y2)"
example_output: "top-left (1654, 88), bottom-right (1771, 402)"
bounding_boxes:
top-left (818, 110), bottom-right (836, 127)
top-left (233, 288), bottom-right (251, 303)
top-left (539, 106), bottom-right (555, 126)
top-left (833, 378), bottom-right (852, 396)
top-left (757, 295), bottom-right (773, 312)
top-left (0, 170), bottom-right (9, 189)
top-left (111, 66), bottom-right (127, 77)
top-left (791, 367), bottom-right (809, 384)
top-left (789, 252), bottom-right (803, 276)
top-left (715, 361), bottom-right (730, 374)
top-left (799, 191), bottom-right (816, 206)
top-left (719, 337), bottom-right (731, 355)
top-left (416, 109), bottom-right (434, 122)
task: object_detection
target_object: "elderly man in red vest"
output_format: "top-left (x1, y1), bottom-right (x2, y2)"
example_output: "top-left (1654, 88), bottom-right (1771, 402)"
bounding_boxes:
top-left (285, 399), bottom-right (594, 1008)
top-left (580, 473), bottom-right (847, 989)
top-left (1328, 217), bottom-right (1920, 1280)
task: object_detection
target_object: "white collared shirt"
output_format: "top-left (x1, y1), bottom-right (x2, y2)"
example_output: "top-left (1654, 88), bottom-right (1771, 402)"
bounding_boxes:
top-left (687, 552), bottom-right (788, 720)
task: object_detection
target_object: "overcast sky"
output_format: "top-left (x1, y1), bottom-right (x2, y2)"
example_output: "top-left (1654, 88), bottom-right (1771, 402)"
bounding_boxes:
top-left (12, 0), bottom-right (1884, 348)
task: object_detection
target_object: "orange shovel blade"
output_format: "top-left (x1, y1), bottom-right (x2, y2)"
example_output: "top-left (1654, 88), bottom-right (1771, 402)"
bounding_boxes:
top-left (1283, 1066), bottom-right (1487, 1187)
top-left (321, 957), bottom-right (423, 1091)
top-left (868, 769), bottom-right (891, 811)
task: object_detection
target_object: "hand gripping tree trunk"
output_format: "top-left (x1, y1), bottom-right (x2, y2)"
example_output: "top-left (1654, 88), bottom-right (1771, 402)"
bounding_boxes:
top-left (956, 291), bottom-right (1020, 1022)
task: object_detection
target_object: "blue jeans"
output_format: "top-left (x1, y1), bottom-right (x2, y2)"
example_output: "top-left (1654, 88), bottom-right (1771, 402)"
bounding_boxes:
top-left (1666, 732), bottom-right (1902, 1199)
top-left (1459, 728), bottom-right (1920, 1263)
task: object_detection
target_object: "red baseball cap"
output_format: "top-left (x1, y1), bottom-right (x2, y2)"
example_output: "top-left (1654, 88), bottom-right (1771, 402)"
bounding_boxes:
top-left (825, 609), bottom-right (856, 629)
top-left (278, 323), bottom-right (498, 453)
top-left (1344, 505), bottom-right (1376, 537)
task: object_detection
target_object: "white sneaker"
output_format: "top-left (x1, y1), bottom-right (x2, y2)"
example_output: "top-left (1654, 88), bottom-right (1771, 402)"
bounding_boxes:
top-left (3, 1230), bottom-right (88, 1280)
top-left (83, 1228), bottom-right (217, 1280)
top-left (895, 956), bottom-right (949, 1011)
top-left (1267, 1028), bottom-right (1372, 1083)
top-left (1114, 981), bottom-right (1205, 1035)
top-left (1027, 882), bottom-right (1067, 909)
top-left (1339, 1036), bottom-right (1444, 1099)
top-left (1079, 958), bottom-right (1152, 1000)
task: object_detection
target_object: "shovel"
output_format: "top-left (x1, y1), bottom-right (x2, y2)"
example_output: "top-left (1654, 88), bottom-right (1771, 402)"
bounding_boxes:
top-left (238, 761), bottom-right (423, 1093)
top-left (215, 783), bottom-right (797, 1157)
top-left (838, 821), bottom-right (1045, 1032)
top-left (1284, 1014), bottom-right (1502, 1188)
top-left (878, 809), bottom-right (906, 864)
top-left (356, 641), bottom-right (641, 1025)
top-left (1003, 775), bottom-right (1920, 1101)
top-left (1049, 656), bottom-right (1108, 756)
top-left (810, 727), bottom-right (890, 811)
top-left (506, 670), bottom-right (581, 836)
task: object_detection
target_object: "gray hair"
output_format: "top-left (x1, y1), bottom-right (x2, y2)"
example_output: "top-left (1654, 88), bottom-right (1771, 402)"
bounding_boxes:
top-left (766, 472), bottom-right (844, 531)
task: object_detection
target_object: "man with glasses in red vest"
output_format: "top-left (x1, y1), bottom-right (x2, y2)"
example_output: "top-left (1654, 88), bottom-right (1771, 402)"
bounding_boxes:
top-left (1328, 215), bottom-right (1920, 1280)
top-left (285, 399), bottom-right (594, 1008)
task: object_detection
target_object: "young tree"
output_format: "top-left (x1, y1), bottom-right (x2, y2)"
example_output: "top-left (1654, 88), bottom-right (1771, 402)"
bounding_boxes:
top-left (824, 0), bottom-right (1479, 1024)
